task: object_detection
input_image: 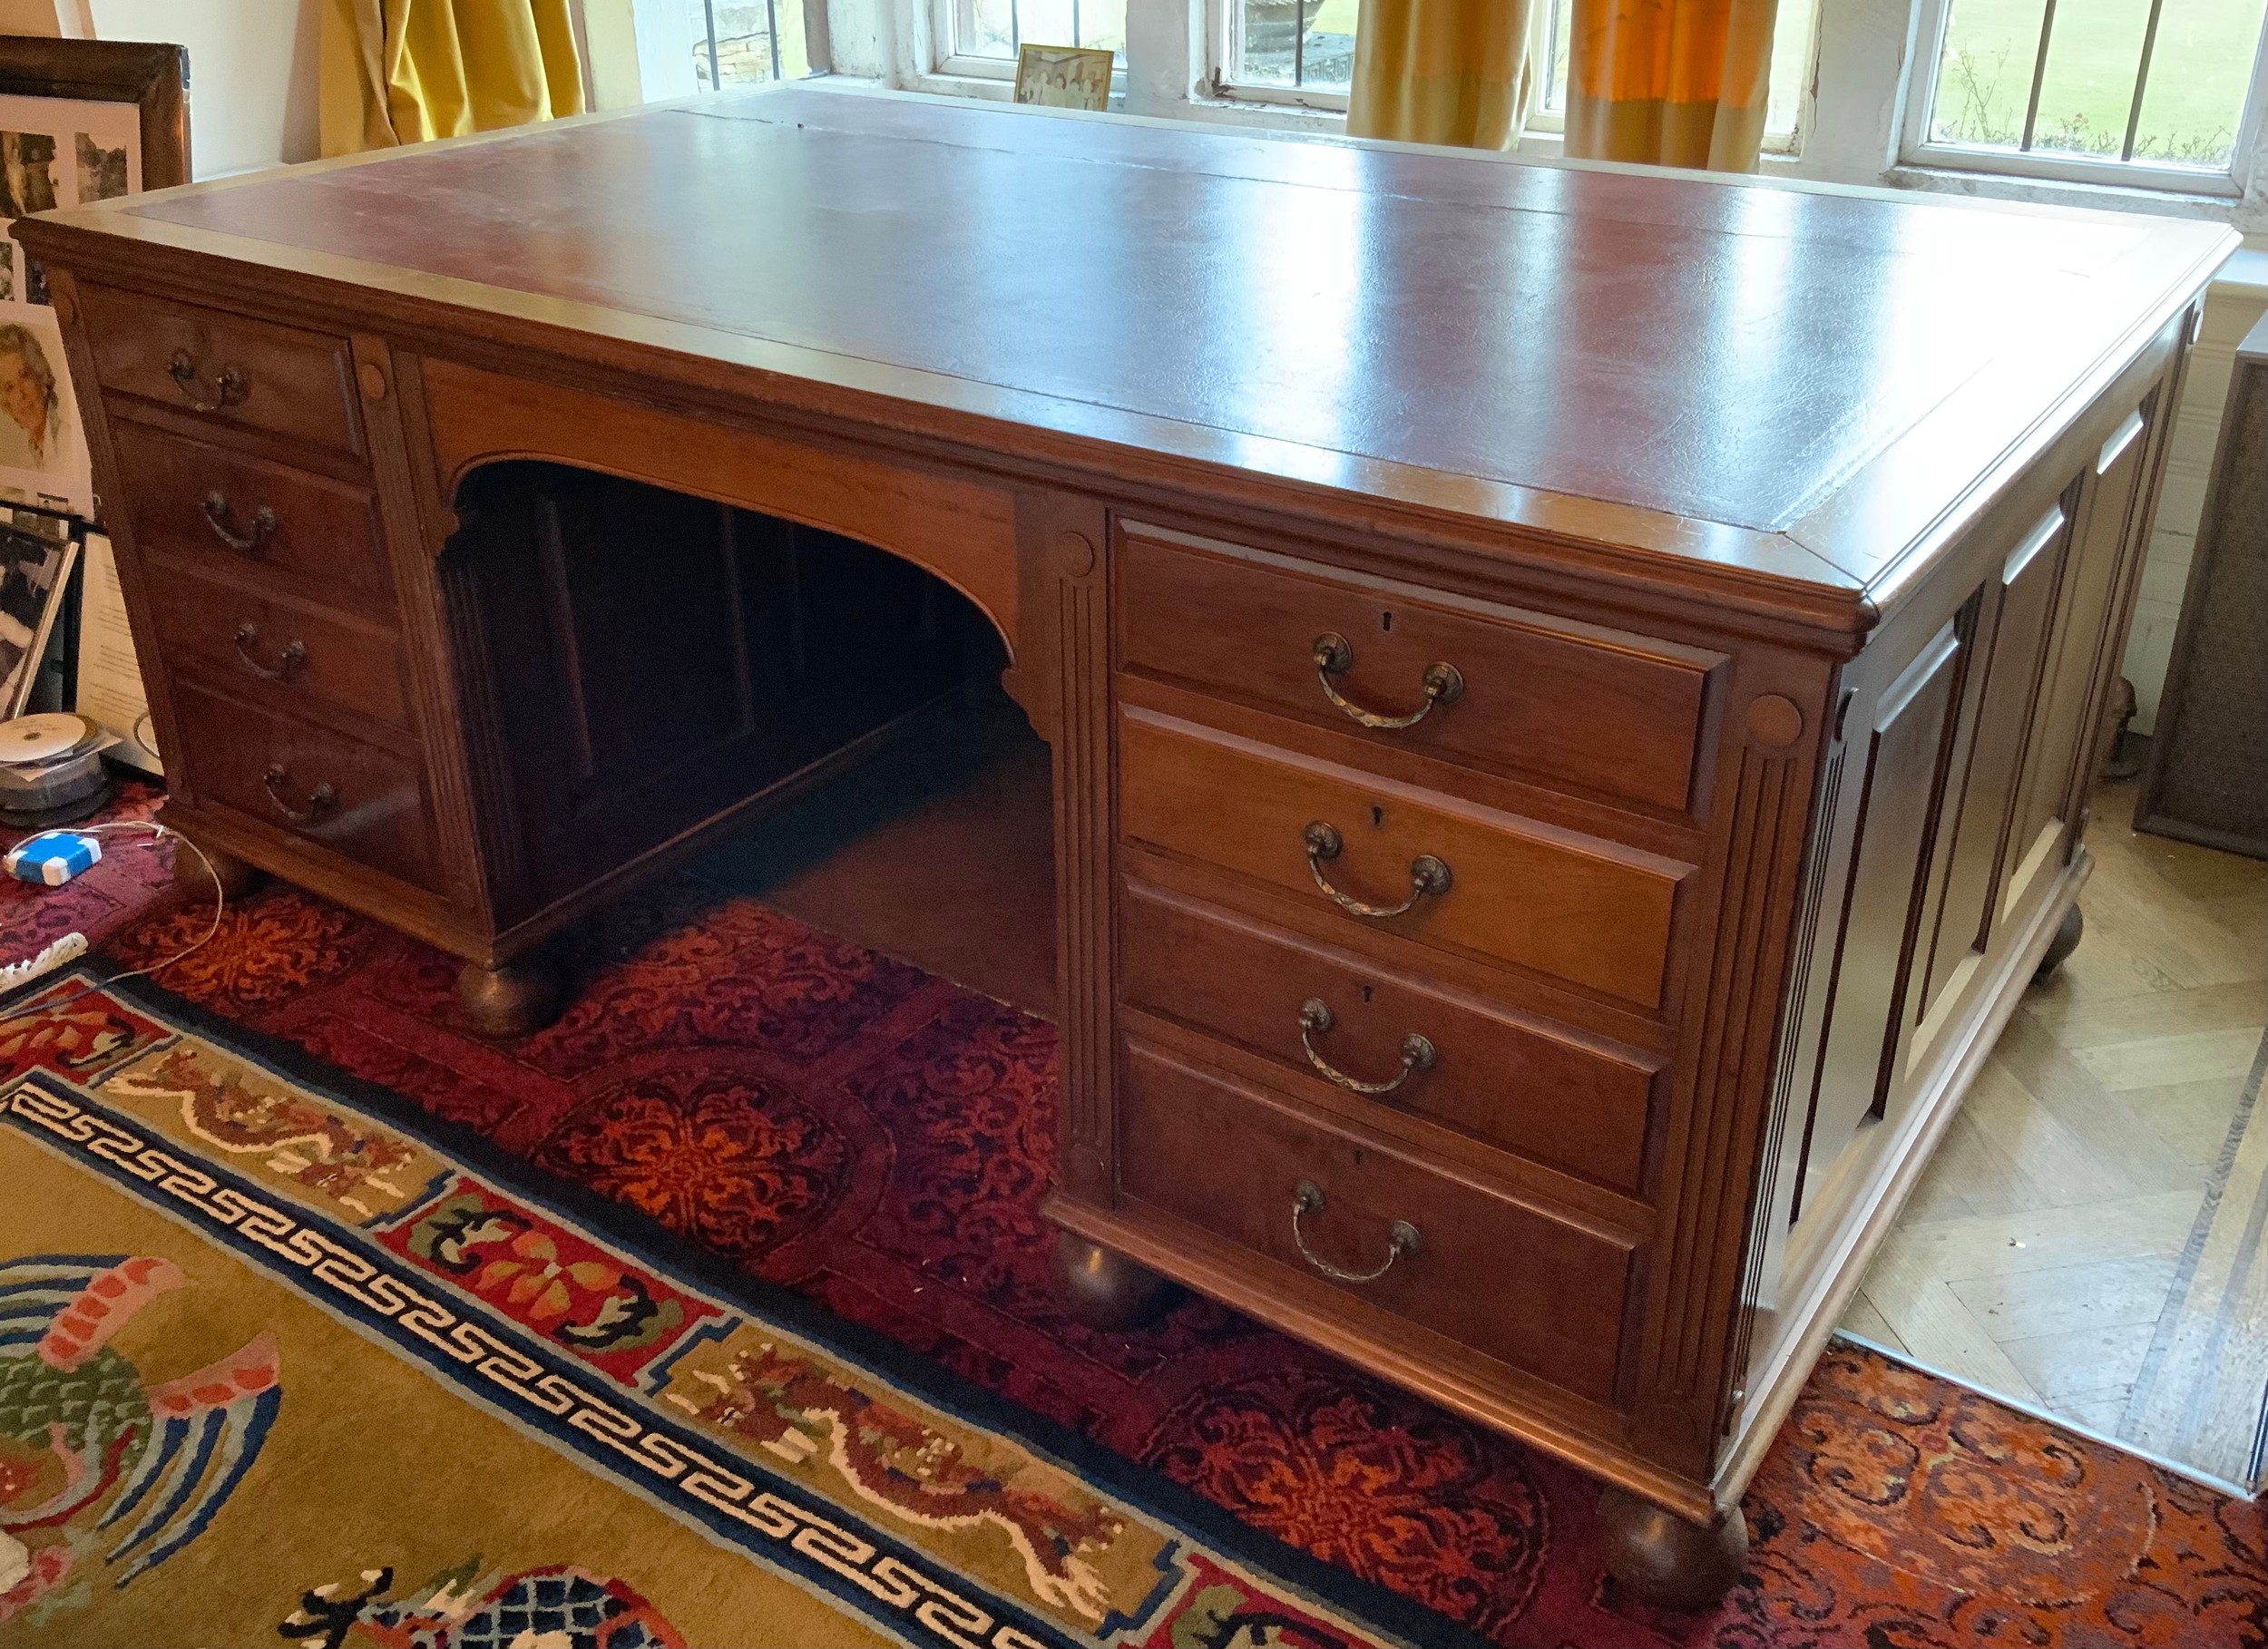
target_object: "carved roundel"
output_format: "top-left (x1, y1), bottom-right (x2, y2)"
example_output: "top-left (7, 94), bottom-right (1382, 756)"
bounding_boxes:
top-left (1053, 530), bottom-right (1097, 578)
top-left (1745, 694), bottom-right (1805, 749)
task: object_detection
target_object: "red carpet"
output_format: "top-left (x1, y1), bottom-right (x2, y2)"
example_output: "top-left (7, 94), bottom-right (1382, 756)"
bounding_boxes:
top-left (9, 795), bottom-right (2265, 1647)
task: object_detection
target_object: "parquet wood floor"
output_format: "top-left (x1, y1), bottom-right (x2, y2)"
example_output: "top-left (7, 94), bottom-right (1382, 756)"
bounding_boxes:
top-left (696, 694), bottom-right (1059, 1017)
top-left (1843, 775), bottom-right (2268, 1487)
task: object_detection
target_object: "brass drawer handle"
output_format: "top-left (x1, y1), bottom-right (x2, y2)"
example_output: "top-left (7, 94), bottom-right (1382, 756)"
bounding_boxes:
top-left (1313, 632), bottom-right (1462, 731)
top-left (168, 349), bottom-right (249, 415)
top-left (202, 491), bottom-right (278, 553)
top-left (1298, 999), bottom-right (1434, 1096)
top-left (1303, 820), bottom-right (1452, 919)
top-left (262, 764), bottom-right (337, 826)
top-left (234, 621), bottom-right (307, 683)
top-left (1291, 1181), bottom-right (1421, 1284)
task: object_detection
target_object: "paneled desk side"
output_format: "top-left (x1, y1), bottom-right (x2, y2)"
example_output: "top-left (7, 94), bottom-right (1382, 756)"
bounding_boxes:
top-left (16, 94), bottom-right (2234, 1606)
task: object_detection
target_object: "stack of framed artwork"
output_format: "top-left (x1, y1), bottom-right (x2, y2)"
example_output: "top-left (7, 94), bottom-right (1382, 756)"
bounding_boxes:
top-left (0, 41), bottom-right (185, 764)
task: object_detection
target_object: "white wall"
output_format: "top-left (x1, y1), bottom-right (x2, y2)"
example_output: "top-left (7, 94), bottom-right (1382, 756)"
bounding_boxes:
top-left (2125, 258), bottom-right (2268, 734)
top-left (90, 0), bottom-right (323, 178)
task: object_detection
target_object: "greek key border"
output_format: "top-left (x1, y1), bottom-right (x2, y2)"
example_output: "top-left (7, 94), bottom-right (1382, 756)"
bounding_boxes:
top-left (3, 1074), bottom-right (1074, 1649)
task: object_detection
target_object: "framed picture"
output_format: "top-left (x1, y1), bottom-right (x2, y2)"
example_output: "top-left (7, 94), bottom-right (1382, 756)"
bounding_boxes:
top-left (0, 42), bottom-right (187, 521)
top-left (72, 528), bottom-right (157, 772)
top-left (1013, 45), bottom-right (1114, 111)
top-left (0, 512), bottom-right (75, 717)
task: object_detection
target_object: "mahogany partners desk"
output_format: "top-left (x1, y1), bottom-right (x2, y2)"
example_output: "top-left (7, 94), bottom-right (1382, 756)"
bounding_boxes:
top-left (20, 85), bottom-right (2234, 1606)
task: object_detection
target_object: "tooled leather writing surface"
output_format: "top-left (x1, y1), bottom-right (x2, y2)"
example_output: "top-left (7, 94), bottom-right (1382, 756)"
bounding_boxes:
top-left (131, 85), bottom-right (2218, 545)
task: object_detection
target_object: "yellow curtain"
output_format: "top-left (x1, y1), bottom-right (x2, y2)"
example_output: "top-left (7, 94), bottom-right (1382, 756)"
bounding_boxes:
top-left (320, 0), bottom-right (588, 157)
top-left (1347, 0), bottom-right (1535, 151)
top-left (1563, 0), bottom-right (1777, 171)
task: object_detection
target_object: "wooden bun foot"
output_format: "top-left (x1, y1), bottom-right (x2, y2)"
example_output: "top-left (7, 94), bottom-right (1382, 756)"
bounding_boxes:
top-left (1597, 1488), bottom-right (1746, 1610)
top-left (171, 840), bottom-right (262, 901)
top-left (2032, 903), bottom-right (2084, 984)
top-left (1051, 1231), bottom-right (1176, 1331)
top-left (456, 953), bottom-right (564, 1039)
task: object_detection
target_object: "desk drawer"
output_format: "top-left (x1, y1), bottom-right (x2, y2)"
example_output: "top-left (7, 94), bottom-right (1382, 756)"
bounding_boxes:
top-left (1119, 525), bottom-right (1716, 813)
top-left (1119, 707), bottom-right (1688, 1009)
top-left (1120, 880), bottom-right (1663, 1193)
top-left (171, 676), bottom-right (440, 893)
top-left (1119, 1039), bottom-right (1640, 1405)
top-left (79, 285), bottom-right (364, 459)
top-left (142, 559), bottom-right (408, 731)
top-left (112, 421), bottom-right (393, 603)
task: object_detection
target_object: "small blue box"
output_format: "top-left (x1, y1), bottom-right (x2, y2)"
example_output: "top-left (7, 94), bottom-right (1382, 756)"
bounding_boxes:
top-left (5, 832), bottom-right (101, 886)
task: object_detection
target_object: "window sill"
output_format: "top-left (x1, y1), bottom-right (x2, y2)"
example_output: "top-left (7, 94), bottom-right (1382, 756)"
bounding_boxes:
top-left (1882, 161), bottom-right (2248, 226)
top-left (1155, 92), bottom-right (1594, 158)
top-left (1169, 91), bottom-right (1348, 132)
top-left (899, 68), bottom-right (1017, 101)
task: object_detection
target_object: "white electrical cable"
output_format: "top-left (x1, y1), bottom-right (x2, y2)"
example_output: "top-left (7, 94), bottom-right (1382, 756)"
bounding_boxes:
top-left (0, 820), bottom-right (227, 1009)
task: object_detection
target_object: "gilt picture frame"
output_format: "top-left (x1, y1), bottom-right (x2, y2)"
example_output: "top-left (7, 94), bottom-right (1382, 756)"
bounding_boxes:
top-left (0, 41), bottom-right (188, 520)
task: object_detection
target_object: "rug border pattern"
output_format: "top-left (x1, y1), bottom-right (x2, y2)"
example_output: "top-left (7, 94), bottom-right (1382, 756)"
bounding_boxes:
top-left (0, 970), bottom-right (1491, 1649)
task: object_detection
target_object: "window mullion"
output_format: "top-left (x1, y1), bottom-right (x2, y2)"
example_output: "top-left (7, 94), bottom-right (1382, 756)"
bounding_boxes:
top-left (1545, 0), bottom-right (1565, 108)
top-left (2120, 0), bottom-right (2167, 161)
top-left (2019, 0), bottom-right (2057, 151)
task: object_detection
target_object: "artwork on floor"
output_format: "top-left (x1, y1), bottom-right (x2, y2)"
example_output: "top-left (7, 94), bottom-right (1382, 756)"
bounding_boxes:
top-left (0, 512), bottom-right (73, 717)
top-left (71, 532), bottom-right (158, 774)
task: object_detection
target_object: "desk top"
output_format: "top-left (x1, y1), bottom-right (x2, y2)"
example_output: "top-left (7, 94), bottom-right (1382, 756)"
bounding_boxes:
top-left (35, 85), bottom-right (2237, 605)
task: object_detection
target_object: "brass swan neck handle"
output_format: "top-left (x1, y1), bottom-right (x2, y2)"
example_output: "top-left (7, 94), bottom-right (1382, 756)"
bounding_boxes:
top-left (1302, 821), bottom-right (1452, 920)
top-left (1290, 1181), bottom-right (1422, 1284)
top-left (1297, 999), bottom-right (1435, 1096)
top-left (1312, 632), bottom-right (1462, 731)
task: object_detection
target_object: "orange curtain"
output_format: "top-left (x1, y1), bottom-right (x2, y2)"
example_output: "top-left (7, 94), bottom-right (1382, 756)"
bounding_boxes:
top-left (1563, 0), bottom-right (1777, 171)
top-left (320, 0), bottom-right (588, 157)
top-left (1348, 0), bottom-right (1535, 151)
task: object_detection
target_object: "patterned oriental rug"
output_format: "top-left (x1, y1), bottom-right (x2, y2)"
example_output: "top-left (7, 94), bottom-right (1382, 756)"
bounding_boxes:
top-left (0, 791), bottom-right (2263, 1648)
top-left (0, 974), bottom-right (1457, 1649)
